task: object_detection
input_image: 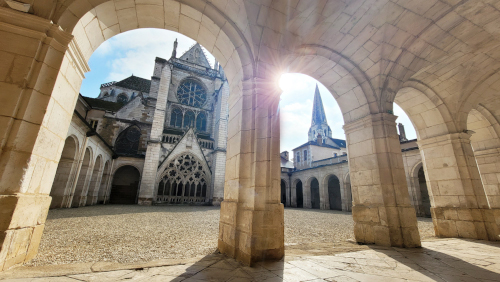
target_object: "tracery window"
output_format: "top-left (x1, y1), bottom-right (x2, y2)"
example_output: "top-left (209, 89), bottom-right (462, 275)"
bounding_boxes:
top-left (117, 94), bottom-right (128, 104)
top-left (177, 79), bottom-right (207, 107)
top-left (115, 126), bottom-right (141, 155)
top-left (170, 108), bottom-right (183, 128)
top-left (156, 153), bottom-right (209, 203)
top-left (183, 110), bottom-right (195, 128)
top-left (196, 112), bottom-right (207, 131)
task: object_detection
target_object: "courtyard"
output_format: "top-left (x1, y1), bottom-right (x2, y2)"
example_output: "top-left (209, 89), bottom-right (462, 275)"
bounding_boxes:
top-left (26, 206), bottom-right (435, 266)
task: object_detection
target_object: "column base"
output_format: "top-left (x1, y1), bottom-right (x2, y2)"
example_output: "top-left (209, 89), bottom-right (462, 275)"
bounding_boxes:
top-left (0, 194), bottom-right (51, 271)
top-left (431, 207), bottom-right (500, 241)
top-left (353, 205), bottom-right (421, 248)
top-left (138, 198), bottom-right (153, 205)
top-left (218, 201), bottom-right (284, 266)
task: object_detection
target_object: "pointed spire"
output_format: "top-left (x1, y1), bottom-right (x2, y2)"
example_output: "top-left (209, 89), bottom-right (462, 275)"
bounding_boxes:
top-left (311, 84), bottom-right (327, 126)
top-left (171, 38), bottom-right (178, 58)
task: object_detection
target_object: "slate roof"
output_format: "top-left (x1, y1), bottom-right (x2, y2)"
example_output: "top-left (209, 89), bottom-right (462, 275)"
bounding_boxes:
top-left (114, 75), bottom-right (151, 93)
top-left (311, 84), bottom-right (328, 126)
top-left (328, 137), bottom-right (347, 148)
top-left (292, 140), bottom-right (341, 151)
top-left (83, 96), bottom-right (124, 112)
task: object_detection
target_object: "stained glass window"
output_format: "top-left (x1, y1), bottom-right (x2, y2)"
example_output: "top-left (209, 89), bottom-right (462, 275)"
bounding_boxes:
top-left (196, 112), bottom-right (207, 131)
top-left (177, 79), bottom-right (207, 107)
top-left (170, 108), bottom-right (182, 127)
top-left (184, 110), bottom-right (195, 128)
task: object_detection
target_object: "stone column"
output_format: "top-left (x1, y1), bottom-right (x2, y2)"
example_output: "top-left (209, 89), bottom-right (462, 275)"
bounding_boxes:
top-left (418, 133), bottom-right (500, 240)
top-left (218, 78), bottom-right (284, 266)
top-left (138, 64), bottom-right (171, 205)
top-left (475, 148), bottom-right (500, 209)
top-left (210, 81), bottom-right (229, 205)
top-left (344, 113), bottom-right (421, 247)
top-left (0, 8), bottom-right (74, 270)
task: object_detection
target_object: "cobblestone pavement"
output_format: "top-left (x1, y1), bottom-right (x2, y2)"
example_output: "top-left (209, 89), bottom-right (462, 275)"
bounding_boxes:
top-left (2, 239), bottom-right (499, 281)
top-left (26, 205), bottom-right (435, 267)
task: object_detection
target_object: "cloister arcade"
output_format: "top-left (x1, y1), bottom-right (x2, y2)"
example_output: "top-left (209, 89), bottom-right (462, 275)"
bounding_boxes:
top-left (1, 0), bottom-right (500, 271)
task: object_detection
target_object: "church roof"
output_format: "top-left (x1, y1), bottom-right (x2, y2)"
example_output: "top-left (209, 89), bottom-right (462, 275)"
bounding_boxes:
top-left (83, 96), bottom-right (124, 112)
top-left (311, 84), bottom-right (328, 126)
top-left (114, 75), bottom-right (151, 93)
top-left (327, 137), bottom-right (347, 148)
top-left (292, 140), bottom-right (341, 151)
top-left (179, 43), bottom-right (211, 68)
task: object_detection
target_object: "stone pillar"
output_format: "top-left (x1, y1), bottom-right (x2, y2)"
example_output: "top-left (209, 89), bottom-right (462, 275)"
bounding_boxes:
top-left (138, 64), bottom-right (171, 205)
top-left (475, 148), bottom-right (500, 209)
top-left (418, 133), bottom-right (500, 240)
top-left (210, 81), bottom-right (229, 205)
top-left (344, 113), bottom-right (421, 247)
top-left (218, 78), bottom-right (284, 266)
top-left (0, 8), bottom-right (74, 270)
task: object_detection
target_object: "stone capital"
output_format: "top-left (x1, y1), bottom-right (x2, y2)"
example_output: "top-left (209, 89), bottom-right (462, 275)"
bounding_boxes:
top-left (342, 112), bottom-right (398, 134)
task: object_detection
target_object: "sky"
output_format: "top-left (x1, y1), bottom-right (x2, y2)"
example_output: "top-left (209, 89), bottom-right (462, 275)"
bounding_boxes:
top-left (80, 28), bottom-right (417, 159)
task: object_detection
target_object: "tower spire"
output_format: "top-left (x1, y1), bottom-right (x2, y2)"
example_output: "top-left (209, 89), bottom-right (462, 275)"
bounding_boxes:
top-left (311, 84), bottom-right (327, 126)
top-left (308, 84), bottom-right (332, 142)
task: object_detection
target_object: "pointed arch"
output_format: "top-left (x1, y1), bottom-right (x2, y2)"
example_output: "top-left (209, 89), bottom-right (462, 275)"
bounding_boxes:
top-left (115, 125), bottom-right (142, 155)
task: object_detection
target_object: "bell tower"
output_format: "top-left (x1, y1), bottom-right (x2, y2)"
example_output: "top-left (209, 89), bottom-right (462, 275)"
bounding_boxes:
top-left (308, 84), bottom-right (332, 143)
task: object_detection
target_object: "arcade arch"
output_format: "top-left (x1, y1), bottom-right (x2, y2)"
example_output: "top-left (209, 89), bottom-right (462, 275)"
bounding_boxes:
top-left (98, 161), bottom-right (112, 204)
top-left (327, 175), bottom-right (342, 211)
top-left (86, 155), bottom-right (102, 206)
top-left (109, 165), bottom-right (141, 205)
top-left (50, 136), bottom-right (79, 209)
top-left (72, 148), bottom-right (93, 208)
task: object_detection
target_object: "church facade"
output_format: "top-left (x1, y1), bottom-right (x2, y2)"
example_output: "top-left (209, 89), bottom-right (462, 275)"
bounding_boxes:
top-left (49, 41), bottom-right (229, 208)
top-left (280, 86), bottom-right (431, 218)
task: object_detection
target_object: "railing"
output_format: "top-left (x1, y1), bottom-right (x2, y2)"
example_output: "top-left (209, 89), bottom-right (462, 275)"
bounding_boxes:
top-left (100, 81), bottom-right (116, 88)
top-left (162, 134), bottom-right (180, 144)
top-left (311, 154), bottom-right (348, 167)
top-left (155, 195), bottom-right (206, 204)
top-left (171, 58), bottom-right (220, 78)
top-left (199, 139), bottom-right (214, 149)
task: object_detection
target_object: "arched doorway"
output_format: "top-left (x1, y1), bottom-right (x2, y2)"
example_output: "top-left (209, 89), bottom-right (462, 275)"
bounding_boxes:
top-left (418, 167), bottom-right (431, 218)
top-left (50, 137), bottom-right (78, 209)
top-left (72, 148), bottom-right (92, 208)
top-left (296, 180), bottom-right (303, 208)
top-left (110, 166), bottom-right (141, 204)
top-left (281, 180), bottom-right (286, 205)
top-left (86, 155), bottom-right (102, 206)
top-left (328, 175), bottom-right (342, 210)
top-left (310, 178), bottom-right (320, 209)
top-left (97, 161), bottom-right (111, 204)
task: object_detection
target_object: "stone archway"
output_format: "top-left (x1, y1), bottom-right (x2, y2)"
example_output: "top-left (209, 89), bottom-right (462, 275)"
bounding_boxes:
top-left (72, 148), bottom-right (92, 208)
top-left (417, 166), bottom-right (431, 218)
top-left (327, 175), bottom-right (342, 211)
top-left (98, 161), bottom-right (111, 204)
top-left (86, 155), bottom-right (102, 206)
top-left (50, 136), bottom-right (79, 209)
top-left (109, 166), bottom-right (141, 205)
top-left (280, 179), bottom-right (286, 205)
top-left (310, 178), bottom-right (320, 209)
top-left (296, 180), bottom-right (304, 208)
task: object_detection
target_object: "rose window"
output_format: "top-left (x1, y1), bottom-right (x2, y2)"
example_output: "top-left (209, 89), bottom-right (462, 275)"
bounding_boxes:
top-left (176, 79), bottom-right (207, 107)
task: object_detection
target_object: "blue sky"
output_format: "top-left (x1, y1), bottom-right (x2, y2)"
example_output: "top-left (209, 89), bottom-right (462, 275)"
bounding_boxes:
top-left (80, 28), bottom-right (416, 158)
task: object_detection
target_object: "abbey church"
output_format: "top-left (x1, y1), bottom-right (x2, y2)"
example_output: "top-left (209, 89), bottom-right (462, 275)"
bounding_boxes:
top-left (49, 41), bottom-right (229, 208)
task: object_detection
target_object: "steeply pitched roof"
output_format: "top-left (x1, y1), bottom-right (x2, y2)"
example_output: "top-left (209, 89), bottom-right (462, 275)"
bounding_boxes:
top-left (327, 137), bottom-right (347, 148)
top-left (311, 84), bottom-right (328, 126)
top-left (83, 96), bottom-right (124, 112)
top-left (179, 43), bottom-right (211, 68)
top-left (114, 75), bottom-right (151, 93)
top-left (292, 140), bottom-right (340, 151)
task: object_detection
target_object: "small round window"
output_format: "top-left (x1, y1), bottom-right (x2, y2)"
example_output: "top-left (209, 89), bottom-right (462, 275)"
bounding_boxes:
top-left (177, 79), bottom-right (207, 107)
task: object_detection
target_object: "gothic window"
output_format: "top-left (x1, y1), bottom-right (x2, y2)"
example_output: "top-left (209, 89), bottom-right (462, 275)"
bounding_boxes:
top-left (304, 150), bottom-right (308, 161)
top-left (114, 126), bottom-right (141, 155)
top-left (196, 112), bottom-right (207, 131)
top-left (170, 108), bottom-right (183, 128)
top-left (156, 153), bottom-right (209, 203)
top-left (184, 110), bottom-right (195, 128)
top-left (117, 94), bottom-right (128, 104)
top-left (177, 79), bottom-right (207, 107)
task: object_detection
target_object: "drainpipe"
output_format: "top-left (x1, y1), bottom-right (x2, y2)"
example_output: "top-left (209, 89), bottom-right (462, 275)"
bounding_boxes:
top-left (66, 135), bottom-right (89, 208)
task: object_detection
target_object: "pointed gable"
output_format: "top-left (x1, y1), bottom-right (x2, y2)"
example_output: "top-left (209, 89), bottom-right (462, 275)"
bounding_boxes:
top-left (115, 75), bottom-right (151, 93)
top-left (179, 43), bottom-right (211, 68)
top-left (156, 128), bottom-right (211, 181)
top-left (311, 84), bottom-right (328, 126)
